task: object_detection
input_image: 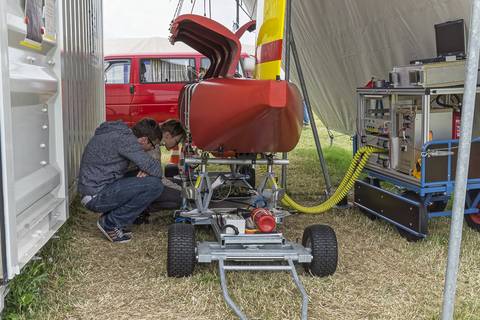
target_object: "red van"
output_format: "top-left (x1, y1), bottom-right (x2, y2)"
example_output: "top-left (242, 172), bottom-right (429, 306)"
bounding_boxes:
top-left (104, 53), bottom-right (252, 125)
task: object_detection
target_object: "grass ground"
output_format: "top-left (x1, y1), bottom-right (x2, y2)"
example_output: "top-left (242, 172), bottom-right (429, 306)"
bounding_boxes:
top-left (4, 124), bottom-right (480, 319)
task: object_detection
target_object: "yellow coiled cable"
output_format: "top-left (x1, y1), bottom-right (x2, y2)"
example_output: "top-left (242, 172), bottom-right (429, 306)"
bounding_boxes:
top-left (276, 146), bottom-right (385, 214)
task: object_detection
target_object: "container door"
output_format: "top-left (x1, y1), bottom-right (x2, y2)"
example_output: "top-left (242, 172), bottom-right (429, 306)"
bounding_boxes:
top-left (0, 0), bottom-right (67, 287)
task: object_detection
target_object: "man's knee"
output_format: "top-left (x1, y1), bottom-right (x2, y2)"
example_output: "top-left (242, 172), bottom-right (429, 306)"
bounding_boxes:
top-left (143, 176), bottom-right (164, 196)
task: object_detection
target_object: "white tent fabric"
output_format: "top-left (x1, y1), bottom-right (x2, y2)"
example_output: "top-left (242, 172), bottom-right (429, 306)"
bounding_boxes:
top-left (243, 0), bottom-right (473, 134)
top-left (104, 36), bottom-right (255, 56)
top-left (104, 37), bottom-right (198, 56)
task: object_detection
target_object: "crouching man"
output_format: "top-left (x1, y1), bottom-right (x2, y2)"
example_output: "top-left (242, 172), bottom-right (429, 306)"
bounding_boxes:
top-left (78, 118), bottom-right (165, 243)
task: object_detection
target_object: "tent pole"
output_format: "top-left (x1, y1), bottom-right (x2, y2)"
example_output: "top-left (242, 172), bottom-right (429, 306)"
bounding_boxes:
top-left (234, 0), bottom-right (240, 30)
top-left (291, 34), bottom-right (332, 195)
top-left (280, 0), bottom-right (292, 189)
top-left (441, 1), bottom-right (480, 319)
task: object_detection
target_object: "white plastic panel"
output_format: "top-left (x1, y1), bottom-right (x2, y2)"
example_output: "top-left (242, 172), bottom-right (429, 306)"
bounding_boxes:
top-left (0, 0), bottom-right (67, 278)
top-left (0, 0), bottom-right (104, 285)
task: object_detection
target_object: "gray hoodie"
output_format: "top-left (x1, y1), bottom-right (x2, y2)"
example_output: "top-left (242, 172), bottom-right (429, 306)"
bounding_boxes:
top-left (78, 121), bottom-right (162, 196)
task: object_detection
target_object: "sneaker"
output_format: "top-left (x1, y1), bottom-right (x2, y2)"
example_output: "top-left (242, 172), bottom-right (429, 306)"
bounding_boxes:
top-left (97, 217), bottom-right (131, 243)
top-left (123, 227), bottom-right (133, 237)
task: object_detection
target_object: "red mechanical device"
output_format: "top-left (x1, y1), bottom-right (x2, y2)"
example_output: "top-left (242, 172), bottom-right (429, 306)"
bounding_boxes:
top-left (170, 14), bottom-right (303, 153)
top-left (250, 208), bottom-right (276, 233)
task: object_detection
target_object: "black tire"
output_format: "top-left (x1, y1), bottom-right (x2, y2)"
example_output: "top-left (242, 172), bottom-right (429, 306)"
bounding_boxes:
top-left (239, 165), bottom-right (255, 189)
top-left (302, 224), bottom-right (338, 277)
top-left (428, 201), bottom-right (448, 213)
top-left (167, 223), bottom-right (196, 277)
top-left (358, 177), bottom-right (381, 220)
top-left (465, 190), bottom-right (480, 231)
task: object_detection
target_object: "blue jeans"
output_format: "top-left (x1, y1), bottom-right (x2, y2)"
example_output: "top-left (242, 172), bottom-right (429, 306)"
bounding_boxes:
top-left (303, 103), bottom-right (310, 125)
top-left (85, 176), bottom-right (164, 229)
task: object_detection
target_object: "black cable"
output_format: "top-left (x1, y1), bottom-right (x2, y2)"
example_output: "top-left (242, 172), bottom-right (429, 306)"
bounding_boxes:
top-left (435, 94), bottom-right (461, 109)
top-left (222, 224), bottom-right (239, 235)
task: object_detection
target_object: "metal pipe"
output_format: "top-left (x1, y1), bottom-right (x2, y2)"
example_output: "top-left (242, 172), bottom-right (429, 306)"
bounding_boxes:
top-left (281, 0), bottom-right (292, 189)
top-left (441, 1), bottom-right (480, 318)
top-left (291, 34), bottom-right (332, 194)
top-left (184, 158), bottom-right (289, 165)
top-left (219, 259), bottom-right (247, 320)
top-left (284, 0), bottom-right (292, 81)
top-left (234, 0), bottom-right (240, 30)
top-left (223, 265), bottom-right (293, 271)
top-left (287, 259), bottom-right (308, 320)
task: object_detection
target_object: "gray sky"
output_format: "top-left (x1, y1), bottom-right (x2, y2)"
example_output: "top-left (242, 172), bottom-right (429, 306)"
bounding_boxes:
top-left (103, 0), bottom-right (255, 45)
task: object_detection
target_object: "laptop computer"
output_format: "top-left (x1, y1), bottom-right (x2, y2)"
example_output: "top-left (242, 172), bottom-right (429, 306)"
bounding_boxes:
top-left (410, 19), bottom-right (466, 65)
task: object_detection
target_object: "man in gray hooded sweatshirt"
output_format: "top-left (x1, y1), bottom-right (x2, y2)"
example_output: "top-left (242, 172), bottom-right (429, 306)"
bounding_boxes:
top-left (78, 118), bottom-right (164, 243)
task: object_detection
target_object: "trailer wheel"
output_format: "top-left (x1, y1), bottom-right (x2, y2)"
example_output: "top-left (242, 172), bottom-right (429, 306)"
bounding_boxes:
top-left (167, 223), bottom-right (196, 277)
top-left (302, 224), bottom-right (338, 277)
top-left (465, 190), bottom-right (480, 231)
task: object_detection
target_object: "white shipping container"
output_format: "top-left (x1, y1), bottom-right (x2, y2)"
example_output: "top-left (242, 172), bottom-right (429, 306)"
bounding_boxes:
top-left (0, 0), bottom-right (104, 310)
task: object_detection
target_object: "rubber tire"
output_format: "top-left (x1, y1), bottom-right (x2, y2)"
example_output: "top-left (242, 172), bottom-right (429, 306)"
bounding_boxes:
top-left (239, 165), bottom-right (255, 189)
top-left (465, 190), bottom-right (480, 231)
top-left (358, 177), bottom-right (381, 220)
top-left (167, 223), bottom-right (196, 277)
top-left (302, 224), bottom-right (338, 277)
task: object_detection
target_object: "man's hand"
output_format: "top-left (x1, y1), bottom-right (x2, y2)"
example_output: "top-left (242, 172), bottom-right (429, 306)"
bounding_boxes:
top-left (137, 171), bottom-right (148, 178)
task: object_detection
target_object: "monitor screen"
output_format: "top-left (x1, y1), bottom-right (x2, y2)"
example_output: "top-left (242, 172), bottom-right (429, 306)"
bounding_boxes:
top-left (435, 19), bottom-right (466, 57)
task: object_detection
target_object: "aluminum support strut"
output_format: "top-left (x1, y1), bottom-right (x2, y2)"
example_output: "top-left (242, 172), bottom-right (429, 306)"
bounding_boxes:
top-left (290, 34), bottom-right (332, 194)
top-left (280, 0), bottom-right (292, 189)
top-left (441, 1), bottom-right (480, 318)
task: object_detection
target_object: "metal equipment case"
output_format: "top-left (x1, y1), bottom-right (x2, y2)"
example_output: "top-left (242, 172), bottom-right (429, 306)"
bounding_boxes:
top-left (354, 87), bottom-right (480, 240)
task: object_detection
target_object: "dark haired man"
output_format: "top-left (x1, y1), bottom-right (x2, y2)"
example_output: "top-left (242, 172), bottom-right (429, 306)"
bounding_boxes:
top-left (78, 118), bottom-right (165, 243)
top-left (134, 119), bottom-right (187, 219)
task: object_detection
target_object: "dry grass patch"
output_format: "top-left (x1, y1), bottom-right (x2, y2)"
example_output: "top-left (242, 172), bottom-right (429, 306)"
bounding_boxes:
top-left (9, 124), bottom-right (480, 320)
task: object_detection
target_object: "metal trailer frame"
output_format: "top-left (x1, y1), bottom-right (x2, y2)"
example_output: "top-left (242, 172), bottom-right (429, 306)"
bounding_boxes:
top-left (170, 156), bottom-right (337, 320)
top-left (354, 87), bottom-right (480, 240)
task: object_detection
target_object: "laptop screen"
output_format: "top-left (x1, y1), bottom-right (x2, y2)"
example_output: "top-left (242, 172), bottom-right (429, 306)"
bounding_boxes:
top-left (435, 19), bottom-right (466, 57)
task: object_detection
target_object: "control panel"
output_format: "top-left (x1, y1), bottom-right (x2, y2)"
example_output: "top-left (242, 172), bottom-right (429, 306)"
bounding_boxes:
top-left (357, 89), bottom-right (457, 183)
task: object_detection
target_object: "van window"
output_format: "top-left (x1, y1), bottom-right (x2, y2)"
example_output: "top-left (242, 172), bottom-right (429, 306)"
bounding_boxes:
top-left (200, 58), bottom-right (211, 79)
top-left (140, 58), bottom-right (196, 83)
top-left (105, 60), bottom-right (131, 84)
top-left (200, 57), bottom-right (246, 78)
